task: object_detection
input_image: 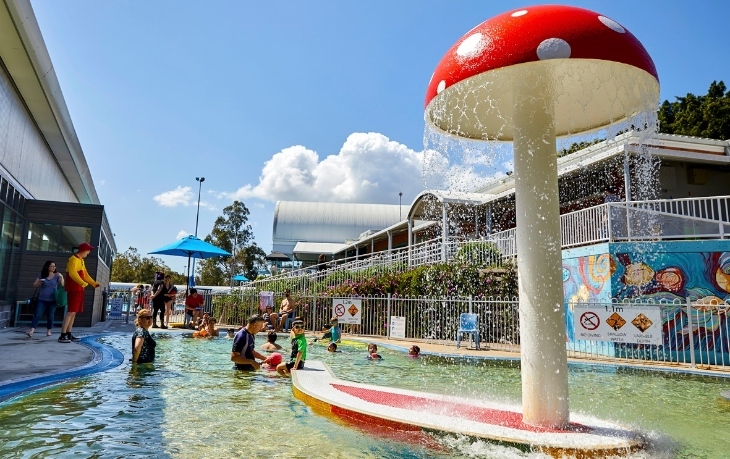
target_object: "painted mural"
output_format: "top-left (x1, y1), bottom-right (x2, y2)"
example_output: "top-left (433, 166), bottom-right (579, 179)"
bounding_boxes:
top-left (563, 253), bottom-right (612, 342)
top-left (563, 243), bottom-right (730, 364)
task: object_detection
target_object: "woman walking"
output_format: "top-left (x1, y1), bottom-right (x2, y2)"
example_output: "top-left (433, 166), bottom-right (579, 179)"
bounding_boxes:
top-left (27, 261), bottom-right (64, 338)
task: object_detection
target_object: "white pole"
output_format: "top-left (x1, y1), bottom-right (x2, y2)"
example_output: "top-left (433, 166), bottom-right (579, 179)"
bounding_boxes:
top-left (512, 69), bottom-right (569, 428)
top-left (441, 203), bottom-right (448, 262)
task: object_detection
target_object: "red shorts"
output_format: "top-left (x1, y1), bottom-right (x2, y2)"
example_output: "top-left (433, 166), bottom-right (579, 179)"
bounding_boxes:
top-left (67, 290), bottom-right (85, 313)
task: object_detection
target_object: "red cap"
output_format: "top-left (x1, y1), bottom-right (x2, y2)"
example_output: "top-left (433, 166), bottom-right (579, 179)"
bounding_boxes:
top-left (77, 242), bottom-right (95, 252)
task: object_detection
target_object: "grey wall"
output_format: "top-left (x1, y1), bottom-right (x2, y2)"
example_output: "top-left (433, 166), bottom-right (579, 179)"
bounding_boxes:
top-left (18, 200), bottom-right (111, 327)
top-left (0, 62), bottom-right (77, 202)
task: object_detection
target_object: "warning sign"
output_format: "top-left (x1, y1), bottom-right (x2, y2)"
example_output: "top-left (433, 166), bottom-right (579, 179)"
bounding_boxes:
top-left (573, 304), bottom-right (661, 345)
top-left (579, 312), bottom-right (600, 330)
top-left (332, 298), bottom-right (361, 325)
top-left (631, 314), bottom-right (653, 333)
top-left (606, 312), bottom-right (626, 331)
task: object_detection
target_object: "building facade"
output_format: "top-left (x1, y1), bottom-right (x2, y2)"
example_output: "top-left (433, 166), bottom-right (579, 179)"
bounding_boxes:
top-left (0, 0), bottom-right (115, 327)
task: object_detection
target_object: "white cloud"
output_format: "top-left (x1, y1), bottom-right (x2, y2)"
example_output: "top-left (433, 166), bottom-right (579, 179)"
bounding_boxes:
top-left (223, 132), bottom-right (425, 204)
top-left (153, 186), bottom-right (216, 210)
top-left (176, 230), bottom-right (189, 239)
top-left (153, 186), bottom-right (194, 207)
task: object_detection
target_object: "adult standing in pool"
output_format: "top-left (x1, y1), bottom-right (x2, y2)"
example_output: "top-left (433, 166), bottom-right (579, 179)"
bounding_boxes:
top-left (230, 314), bottom-right (267, 370)
top-left (131, 308), bottom-right (156, 363)
top-left (59, 242), bottom-right (99, 343)
top-left (27, 260), bottom-right (64, 338)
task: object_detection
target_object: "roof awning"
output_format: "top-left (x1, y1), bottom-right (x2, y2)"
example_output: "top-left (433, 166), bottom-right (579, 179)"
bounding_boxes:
top-left (293, 242), bottom-right (348, 256)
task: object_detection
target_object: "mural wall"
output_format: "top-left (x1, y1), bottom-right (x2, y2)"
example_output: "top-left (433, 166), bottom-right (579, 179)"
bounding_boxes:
top-left (563, 241), bottom-right (730, 363)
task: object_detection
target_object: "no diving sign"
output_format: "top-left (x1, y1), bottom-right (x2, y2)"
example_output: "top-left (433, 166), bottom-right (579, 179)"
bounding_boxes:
top-left (579, 311), bottom-right (600, 330)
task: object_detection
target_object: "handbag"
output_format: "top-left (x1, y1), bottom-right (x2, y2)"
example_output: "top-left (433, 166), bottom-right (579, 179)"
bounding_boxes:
top-left (29, 287), bottom-right (40, 309)
top-left (54, 284), bottom-right (68, 307)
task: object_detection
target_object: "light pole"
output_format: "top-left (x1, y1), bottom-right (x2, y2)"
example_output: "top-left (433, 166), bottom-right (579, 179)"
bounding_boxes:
top-left (190, 177), bottom-right (205, 288)
top-left (194, 177), bottom-right (205, 237)
top-left (399, 192), bottom-right (403, 221)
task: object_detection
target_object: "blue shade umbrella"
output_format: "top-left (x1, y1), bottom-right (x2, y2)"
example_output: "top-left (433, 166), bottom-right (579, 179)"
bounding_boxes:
top-left (232, 274), bottom-right (249, 282)
top-left (149, 235), bottom-right (231, 287)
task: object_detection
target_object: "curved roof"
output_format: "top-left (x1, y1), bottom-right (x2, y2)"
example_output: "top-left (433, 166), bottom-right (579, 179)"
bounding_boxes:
top-left (273, 201), bottom-right (402, 254)
top-left (408, 190), bottom-right (493, 221)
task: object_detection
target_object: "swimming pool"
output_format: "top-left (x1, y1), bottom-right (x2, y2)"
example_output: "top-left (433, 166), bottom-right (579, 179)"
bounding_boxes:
top-left (0, 333), bottom-right (728, 458)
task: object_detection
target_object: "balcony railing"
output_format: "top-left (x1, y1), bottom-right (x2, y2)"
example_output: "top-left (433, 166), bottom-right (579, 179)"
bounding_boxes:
top-left (247, 195), bottom-right (730, 293)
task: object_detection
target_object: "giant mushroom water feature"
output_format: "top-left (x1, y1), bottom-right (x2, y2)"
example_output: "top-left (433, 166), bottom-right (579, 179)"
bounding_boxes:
top-left (425, 5), bottom-right (659, 428)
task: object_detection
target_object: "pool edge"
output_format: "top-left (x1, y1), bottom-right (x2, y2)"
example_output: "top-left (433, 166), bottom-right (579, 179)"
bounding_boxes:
top-left (0, 334), bottom-right (125, 403)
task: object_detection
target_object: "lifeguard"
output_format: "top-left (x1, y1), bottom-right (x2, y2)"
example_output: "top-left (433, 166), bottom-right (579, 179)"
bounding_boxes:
top-left (59, 242), bottom-right (100, 343)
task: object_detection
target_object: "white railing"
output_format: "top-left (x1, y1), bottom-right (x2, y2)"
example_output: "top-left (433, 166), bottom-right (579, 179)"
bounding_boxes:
top-left (628, 195), bottom-right (730, 222)
top-left (246, 196), bottom-right (730, 294)
top-left (178, 291), bottom-right (729, 370)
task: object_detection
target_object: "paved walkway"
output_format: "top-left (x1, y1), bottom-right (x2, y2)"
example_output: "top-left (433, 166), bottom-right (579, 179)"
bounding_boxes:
top-left (0, 320), bottom-right (137, 384)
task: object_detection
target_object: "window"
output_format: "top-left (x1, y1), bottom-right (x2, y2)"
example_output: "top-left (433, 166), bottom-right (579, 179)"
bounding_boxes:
top-left (26, 223), bottom-right (59, 251)
top-left (59, 226), bottom-right (92, 253)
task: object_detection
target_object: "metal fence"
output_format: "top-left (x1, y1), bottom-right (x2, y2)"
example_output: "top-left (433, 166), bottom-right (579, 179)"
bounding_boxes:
top-left (570, 297), bottom-right (730, 370)
top-left (163, 290), bottom-right (730, 370)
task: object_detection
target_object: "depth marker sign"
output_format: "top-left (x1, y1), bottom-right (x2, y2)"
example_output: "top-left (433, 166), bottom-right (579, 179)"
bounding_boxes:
top-left (573, 304), bottom-right (662, 345)
top-left (332, 298), bottom-right (362, 325)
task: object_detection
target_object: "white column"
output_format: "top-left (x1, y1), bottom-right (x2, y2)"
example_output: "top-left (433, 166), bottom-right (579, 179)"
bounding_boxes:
top-left (387, 230), bottom-right (392, 254)
top-left (512, 70), bottom-right (569, 428)
top-left (441, 203), bottom-right (448, 262)
top-left (407, 219), bottom-right (413, 266)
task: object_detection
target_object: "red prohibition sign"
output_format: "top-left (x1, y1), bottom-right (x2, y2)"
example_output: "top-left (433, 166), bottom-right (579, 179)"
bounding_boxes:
top-left (580, 312), bottom-right (600, 330)
top-left (335, 303), bottom-right (346, 317)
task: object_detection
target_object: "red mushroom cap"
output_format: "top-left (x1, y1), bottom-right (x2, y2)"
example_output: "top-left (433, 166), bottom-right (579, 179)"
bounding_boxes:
top-left (425, 5), bottom-right (659, 140)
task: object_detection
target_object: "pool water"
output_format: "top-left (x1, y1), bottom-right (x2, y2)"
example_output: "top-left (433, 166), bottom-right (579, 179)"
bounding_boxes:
top-left (0, 333), bottom-right (729, 458)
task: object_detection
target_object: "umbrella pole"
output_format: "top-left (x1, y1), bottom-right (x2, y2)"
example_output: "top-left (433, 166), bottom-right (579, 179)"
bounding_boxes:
top-left (186, 254), bottom-right (192, 292)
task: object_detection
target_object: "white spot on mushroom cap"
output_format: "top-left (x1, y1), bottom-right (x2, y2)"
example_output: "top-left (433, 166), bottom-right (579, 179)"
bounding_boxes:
top-left (456, 33), bottom-right (485, 58)
top-left (598, 16), bottom-right (625, 33)
top-left (537, 38), bottom-right (571, 60)
top-left (437, 80), bottom-right (446, 94)
top-left (511, 10), bottom-right (528, 17)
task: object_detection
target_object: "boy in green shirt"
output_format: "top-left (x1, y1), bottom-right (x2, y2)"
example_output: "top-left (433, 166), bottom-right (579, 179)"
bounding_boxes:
top-left (277, 319), bottom-right (307, 376)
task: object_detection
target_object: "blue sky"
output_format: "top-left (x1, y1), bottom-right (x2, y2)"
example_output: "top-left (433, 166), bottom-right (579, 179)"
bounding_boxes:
top-left (31, 0), bottom-right (730, 273)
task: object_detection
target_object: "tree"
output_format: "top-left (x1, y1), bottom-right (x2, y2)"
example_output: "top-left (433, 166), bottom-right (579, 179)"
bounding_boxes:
top-left (658, 80), bottom-right (730, 140)
top-left (197, 201), bottom-right (266, 286)
top-left (111, 247), bottom-right (186, 284)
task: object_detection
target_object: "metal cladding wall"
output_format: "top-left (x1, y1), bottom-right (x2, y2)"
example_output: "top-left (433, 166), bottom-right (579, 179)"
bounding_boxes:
top-left (0, 64), bottom-right (76, 203)
top-left (272, 201), bottom-right (402, 256)
top-left (18, 200), bottom-right (112, 327)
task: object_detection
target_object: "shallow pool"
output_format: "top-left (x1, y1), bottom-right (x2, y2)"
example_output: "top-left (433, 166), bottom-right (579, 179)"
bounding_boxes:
top-left (0, 333), bottom-right (728, 458)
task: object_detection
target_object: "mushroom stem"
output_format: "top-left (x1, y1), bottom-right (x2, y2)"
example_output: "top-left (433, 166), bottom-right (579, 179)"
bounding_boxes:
top-left (512, 69), bottom-right (569, 428)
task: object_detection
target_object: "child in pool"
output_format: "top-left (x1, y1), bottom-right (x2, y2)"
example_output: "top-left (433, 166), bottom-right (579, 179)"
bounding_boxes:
top-left (327, 342), bottom-right (340, 352)
top-left (261, 331), bottom-right (282, 350)
top-left (277, 320), bottom-right (306, 376)
top-left (192, 317), bottom-right (219, 338)
top-left (322, 317), bottom-right (342, 343)
top-left (367, 343), bottom-right (382, 360)
top-left (408, 345), bottom-right (420, 357)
